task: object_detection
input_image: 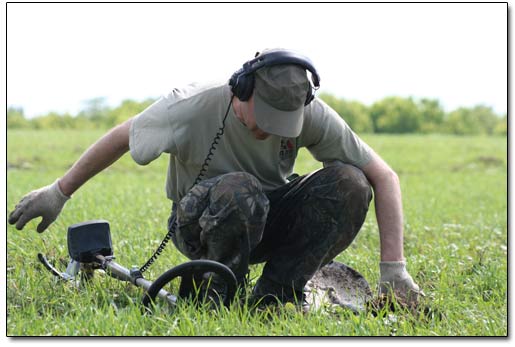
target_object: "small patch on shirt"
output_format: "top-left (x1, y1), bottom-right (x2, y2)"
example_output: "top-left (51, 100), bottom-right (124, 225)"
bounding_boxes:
top-left (279, 138), bottom-right (296, 161)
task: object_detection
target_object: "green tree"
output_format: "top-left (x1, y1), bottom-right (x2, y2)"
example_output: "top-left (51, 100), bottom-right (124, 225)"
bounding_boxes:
top-left (31, 112), bottom-right (76, 129)
top-left (72, 115), bottom-right (98, 129)
top-left (444, 105), bottom-right (500, 135)
top-left (7, 107), bottom-right (30, 128)
top-left (319, 93), bottom-right (373, 133)
top-left (105, 98), bottom-right (155, 127)
top-left (78, 97), bottom-right (110, 124)
top-left (340, 100), bottom-right (373, 133)
top-left (370, 96), bottom-right (420, 133)
top-left (494, 114), bottom-right (507, 136)
top-left (417, 98), bottom-right (445, 133)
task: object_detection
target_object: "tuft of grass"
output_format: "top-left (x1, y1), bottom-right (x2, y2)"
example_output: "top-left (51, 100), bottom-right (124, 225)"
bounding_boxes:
top-left (7, 130), bottom-right (507, 336)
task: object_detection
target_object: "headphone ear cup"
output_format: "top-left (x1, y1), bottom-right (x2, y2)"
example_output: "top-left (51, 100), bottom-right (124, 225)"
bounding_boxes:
top-left (229, 68), bottom-right (242, 96)
top-left (305, 87), bottom-right (314, 106)
top-left (235, 73), bottom-right (255, 101)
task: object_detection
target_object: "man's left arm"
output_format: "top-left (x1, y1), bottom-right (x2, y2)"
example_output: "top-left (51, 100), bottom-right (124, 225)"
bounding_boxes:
top-left (361, 150), bottom-right (423, 305)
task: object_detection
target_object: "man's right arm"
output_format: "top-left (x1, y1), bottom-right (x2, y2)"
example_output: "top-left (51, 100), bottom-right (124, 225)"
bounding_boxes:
top-left (8, 118), bottom-right (133, 232)
top-left (58, 118), bottom-right (132, 196)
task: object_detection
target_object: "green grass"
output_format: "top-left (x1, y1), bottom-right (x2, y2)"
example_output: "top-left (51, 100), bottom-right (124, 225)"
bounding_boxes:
top-left (6, 130), bottom-right (507, 336)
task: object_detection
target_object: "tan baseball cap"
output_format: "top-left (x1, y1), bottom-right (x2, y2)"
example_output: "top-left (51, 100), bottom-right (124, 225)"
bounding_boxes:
top-left (253, 63), bottom-right (310, 138)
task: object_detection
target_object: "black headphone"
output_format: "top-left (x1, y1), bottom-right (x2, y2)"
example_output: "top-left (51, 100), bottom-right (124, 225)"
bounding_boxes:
top-left (229, 50), bottom-right (321, 106)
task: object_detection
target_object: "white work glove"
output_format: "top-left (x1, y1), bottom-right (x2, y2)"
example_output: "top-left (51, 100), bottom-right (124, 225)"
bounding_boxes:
top-left (8, 179), bottom-right (70, 233)
top-left (379, 261), bottom-right (423, 305)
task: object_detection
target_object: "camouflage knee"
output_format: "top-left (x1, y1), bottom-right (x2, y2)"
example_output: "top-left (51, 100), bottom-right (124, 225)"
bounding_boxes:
top-left (174, 172), bottom-right (269, 278)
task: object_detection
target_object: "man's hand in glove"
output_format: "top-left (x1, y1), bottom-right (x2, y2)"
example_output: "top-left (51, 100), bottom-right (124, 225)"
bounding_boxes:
top-left (8, 179), bottom-right (70, 233)
top-left (379, 260), bottom-right (424, 306)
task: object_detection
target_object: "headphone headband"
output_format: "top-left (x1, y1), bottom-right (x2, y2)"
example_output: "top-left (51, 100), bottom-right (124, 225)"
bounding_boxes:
top-left (241, 50), bottom-right (320, 88)
top-left (229, 49), bottom-right (321, 104)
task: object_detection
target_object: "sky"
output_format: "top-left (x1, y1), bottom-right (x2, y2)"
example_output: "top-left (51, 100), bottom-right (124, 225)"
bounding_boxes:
top-left (6, 2), bottom-right (508, 119)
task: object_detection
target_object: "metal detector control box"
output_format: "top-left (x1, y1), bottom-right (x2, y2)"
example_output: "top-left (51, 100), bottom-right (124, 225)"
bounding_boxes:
top-left (67, 220), bottom-right (113, 262)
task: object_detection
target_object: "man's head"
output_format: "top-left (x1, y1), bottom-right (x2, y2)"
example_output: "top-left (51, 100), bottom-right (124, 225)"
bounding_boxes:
top-left (229, 49), bottom-right (320, 138)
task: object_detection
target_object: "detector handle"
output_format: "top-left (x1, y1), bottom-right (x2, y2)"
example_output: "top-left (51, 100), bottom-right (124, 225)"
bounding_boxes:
top-left (95, 254), bottom-right (178, 307)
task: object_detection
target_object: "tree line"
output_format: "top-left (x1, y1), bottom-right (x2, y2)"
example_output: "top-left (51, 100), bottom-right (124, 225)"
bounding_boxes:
top-left (7, 93), bottom-right (507, 135)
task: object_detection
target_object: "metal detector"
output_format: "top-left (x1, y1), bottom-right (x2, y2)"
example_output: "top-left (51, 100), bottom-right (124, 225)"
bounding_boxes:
top-left (38, 220), bottom-right (238, 310)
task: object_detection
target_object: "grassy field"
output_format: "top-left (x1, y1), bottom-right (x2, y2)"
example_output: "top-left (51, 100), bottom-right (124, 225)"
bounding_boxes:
top-left (6, 129), bottom-right (507, 336)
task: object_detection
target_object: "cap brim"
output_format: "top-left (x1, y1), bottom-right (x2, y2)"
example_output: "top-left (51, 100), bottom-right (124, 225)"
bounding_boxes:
top-left (253, 93), bottom-right (304, 138)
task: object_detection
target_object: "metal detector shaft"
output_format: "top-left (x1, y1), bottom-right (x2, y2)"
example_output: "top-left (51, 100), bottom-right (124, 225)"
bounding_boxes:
top-left (95, 255), bottom-right (177, 307)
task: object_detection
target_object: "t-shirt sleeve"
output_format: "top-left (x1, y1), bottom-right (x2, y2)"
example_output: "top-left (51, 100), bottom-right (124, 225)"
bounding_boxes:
top-left (129, 94), bottom-right (178, 165)
top-left (301, 98), bottom-right (373, 168)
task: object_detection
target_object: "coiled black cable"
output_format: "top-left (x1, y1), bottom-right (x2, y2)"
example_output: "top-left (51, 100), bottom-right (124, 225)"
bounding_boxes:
top-left (139, 223), bottom-right (173, 273)
top-left (139, 96), bottom-right (235, 273)
top-left (192, 95), bottom-right (234, 186)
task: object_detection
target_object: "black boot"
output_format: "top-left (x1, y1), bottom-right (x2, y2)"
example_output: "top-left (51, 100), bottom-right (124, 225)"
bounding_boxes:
top-left (250, 276), bottom-right (307, 309)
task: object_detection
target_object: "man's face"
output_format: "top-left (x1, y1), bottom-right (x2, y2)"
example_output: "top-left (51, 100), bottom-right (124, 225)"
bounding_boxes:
top-left (235, 96), bottom-right (271, 140)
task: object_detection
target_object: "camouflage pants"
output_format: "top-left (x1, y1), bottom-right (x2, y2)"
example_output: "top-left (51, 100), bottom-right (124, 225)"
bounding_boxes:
top-left (170, 164), bottom-right (372, 296)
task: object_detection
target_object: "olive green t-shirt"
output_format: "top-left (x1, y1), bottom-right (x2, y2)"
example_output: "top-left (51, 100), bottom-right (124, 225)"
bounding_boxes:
top-left (129, 82), bottom-right (373, 201)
